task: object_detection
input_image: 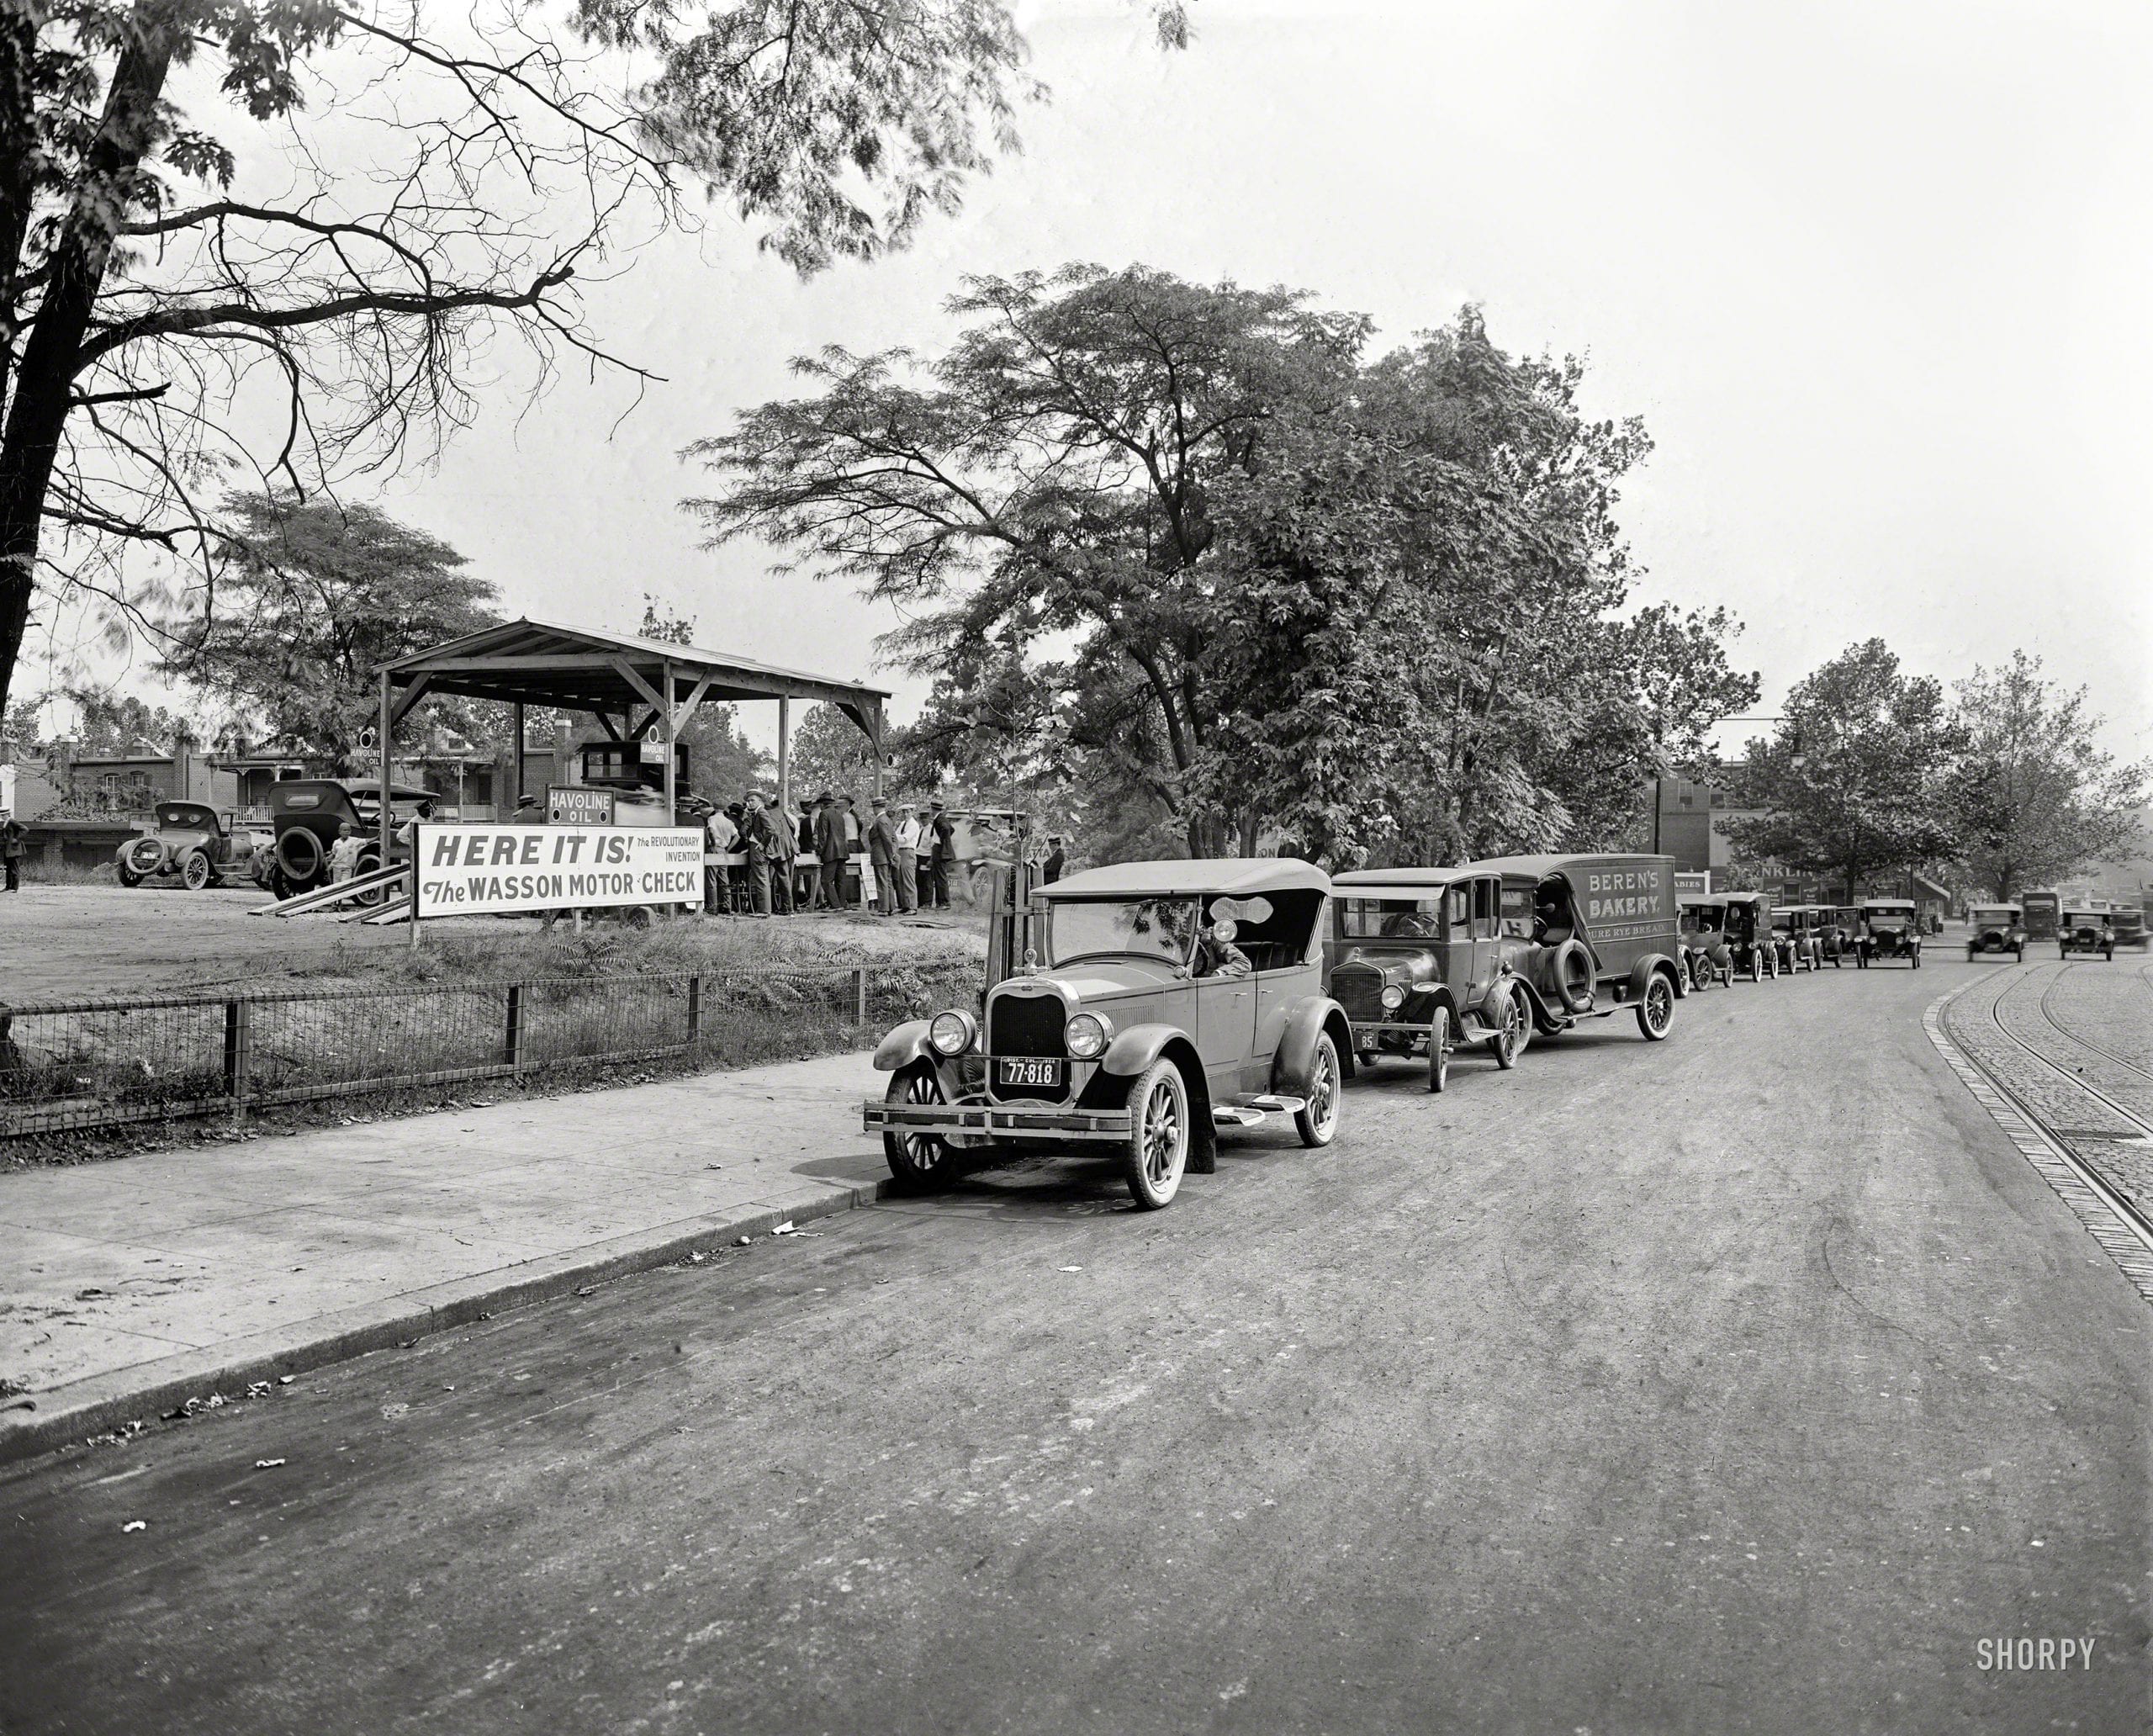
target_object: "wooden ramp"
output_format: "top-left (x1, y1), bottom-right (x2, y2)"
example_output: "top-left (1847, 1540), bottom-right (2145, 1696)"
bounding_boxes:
top-left (251, 865), bottom-right (409, 918)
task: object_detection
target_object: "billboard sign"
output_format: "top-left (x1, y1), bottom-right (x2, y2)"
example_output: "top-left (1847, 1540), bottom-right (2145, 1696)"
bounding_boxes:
top-left (412, 823), bottom-right (702, 918)
top-left (547, 785), bottom-right (615, 826)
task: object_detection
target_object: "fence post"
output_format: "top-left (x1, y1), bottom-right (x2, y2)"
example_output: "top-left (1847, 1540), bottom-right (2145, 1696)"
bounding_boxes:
top-left (854, 966), bottom-right (868, 1028)
top-left (686, 974), bottom-right (702, 1048)
top-left (505, 984), bottom-right (524, 1070)
top-left (224, 998), bottom-right (251, 1125)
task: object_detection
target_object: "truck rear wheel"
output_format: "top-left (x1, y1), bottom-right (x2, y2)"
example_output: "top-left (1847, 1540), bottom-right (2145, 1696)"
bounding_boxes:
top-left (881, 1062), bottom-right (955, 1189)
top-left (1637, 971), bottom-right (1675, 1040)
top-left (1121, 1059), bottom-right (1189, 1209)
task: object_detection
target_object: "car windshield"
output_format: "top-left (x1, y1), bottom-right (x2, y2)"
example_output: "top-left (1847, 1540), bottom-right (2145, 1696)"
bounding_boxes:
top-left (1341, 896), bottom-right (1442, 939)
top-left (1972, 909), bottom-right (2013, 924)
top-left (1047, 897), bottom-right (1199, 968)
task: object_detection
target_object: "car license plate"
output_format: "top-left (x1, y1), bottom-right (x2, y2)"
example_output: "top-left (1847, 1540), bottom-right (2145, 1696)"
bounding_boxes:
top-left (996, 1057), bottom-right (1065, 1093)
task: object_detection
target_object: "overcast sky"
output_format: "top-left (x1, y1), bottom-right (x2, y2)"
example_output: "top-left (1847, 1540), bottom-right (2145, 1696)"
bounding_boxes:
top-left (114, 0), bottom-right (2153, 762)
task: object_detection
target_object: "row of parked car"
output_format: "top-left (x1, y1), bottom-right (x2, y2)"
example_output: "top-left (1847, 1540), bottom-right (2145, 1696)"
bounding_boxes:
top-left (864, 851), bottom-right (1696, 1210)
top-left (1674, 893), bottom-right (1928, 982)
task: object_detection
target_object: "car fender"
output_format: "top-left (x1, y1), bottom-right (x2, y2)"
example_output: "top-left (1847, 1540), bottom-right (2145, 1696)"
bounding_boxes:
top-left (871, 1019), bottom-right (934, 1073)
top-left (1273, 996), bottom-right (1355, 1090)
top-left (1627, 954), bottom-right (1681, 1003)
top-left (1488, 971), bottom-right (1559, 1032)
top-left (1098, 1022), bottom-right (1197, 1079)
top-left (1088, 1027), bottom-right (1216, 1162)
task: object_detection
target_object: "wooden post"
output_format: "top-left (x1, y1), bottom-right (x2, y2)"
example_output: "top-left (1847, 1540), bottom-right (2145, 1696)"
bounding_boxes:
top-left (686, 974), bottom-right (702, 1047)
top-left (513, 700), bottom-right (526, 812)
top-left (854, 966), bottom-right (867, 1028)
top-left (660, 658), bottom-right (677, 818)
top-left (377, 670), bottom-right (394, 867)
top-left (777, 695), bottom-right (791, 814)
top-left (505, 985), bottom-right (524, 1070)
top-left (223, 998), bottom-right (251, 1122)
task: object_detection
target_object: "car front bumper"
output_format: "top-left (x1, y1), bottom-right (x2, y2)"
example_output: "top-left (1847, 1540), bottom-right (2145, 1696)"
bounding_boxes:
top-left (863, 1098), bottom-right (1132, 1142)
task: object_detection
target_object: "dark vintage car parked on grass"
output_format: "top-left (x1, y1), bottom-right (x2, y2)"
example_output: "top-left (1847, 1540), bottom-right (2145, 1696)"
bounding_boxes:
top-left (265, 778), bottom-right (436, 901)
top-left (1720, 892), bottom-right (1777, 980)
top-left (114, 801), bottom-right (269, 890)
top-left (1325, 852), bottom-right (1684, 1085)
top-left (862, 859), bottom-right (1352, 1210)
top-left (1965, 902), bottom-right (2027, 961)
top-left (1676, 893), bottom-right (1732, 989)
top-left (1859, 897), bottom-right (1923, 968)
top-left (2059, 908), bottom-right (2116, 960)
top-left (1770, 905), bottom-right (1826, 973)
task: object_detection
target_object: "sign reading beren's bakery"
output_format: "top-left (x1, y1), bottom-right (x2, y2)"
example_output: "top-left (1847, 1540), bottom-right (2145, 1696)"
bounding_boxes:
top-left (412, 823), bottom-right (702, 918)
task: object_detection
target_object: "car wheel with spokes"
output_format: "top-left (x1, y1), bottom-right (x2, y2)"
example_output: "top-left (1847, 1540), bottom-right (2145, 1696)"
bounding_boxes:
top-left (881, 1062), bottom-right (955, 1189)
top-left (1489, 985), bottom-right (1529, 1070)
top-left (180, 850), bottom-right (213, 892)
top-left (1427, 1008), bottom-right (1453, 1093)
top-left (1294, 1033), bottom-right (1340, 1147)
top-left (1637, 970), bottom-right (1675, 1040)
top-left (1121, 1058), bottom-right (1190, 1209)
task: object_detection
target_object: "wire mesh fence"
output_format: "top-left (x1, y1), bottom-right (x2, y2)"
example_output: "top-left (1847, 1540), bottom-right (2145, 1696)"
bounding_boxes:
top-left (0, 959), bottom-right (980, 1138)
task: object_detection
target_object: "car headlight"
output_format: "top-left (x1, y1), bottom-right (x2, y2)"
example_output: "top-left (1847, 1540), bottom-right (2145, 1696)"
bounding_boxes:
top-left (1380, 985), bottom-right (1406, 1010)
top-left (928, 1009), bottom-right (977, 1057)
top-left (1065, 1011), bottom-right (1113, 1060)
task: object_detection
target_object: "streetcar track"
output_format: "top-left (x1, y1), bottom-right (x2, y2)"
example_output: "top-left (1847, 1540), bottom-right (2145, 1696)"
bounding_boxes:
top-left (1964, 966), bottom-right (2153, 1252)
top-left (2033, 967), bottom-right (2153, 1088)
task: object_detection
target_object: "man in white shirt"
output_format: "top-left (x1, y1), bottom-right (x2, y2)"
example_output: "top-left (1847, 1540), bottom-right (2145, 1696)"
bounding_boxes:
top-left (893, 804), bottom-right (922, 915)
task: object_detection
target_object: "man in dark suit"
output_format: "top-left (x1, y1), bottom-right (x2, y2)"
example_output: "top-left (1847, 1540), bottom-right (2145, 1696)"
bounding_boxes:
top-left (1042, 834), bottom-right (1066, 886)
top-left (927, 801), bottom-right (955, 909)
top-left (866, 797), bottom-right (902, 916)
top-left (812, 792), bottom-right (846, 911)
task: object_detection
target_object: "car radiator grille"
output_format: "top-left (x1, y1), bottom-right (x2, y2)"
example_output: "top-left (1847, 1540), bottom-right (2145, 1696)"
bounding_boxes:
top-left (1329, 962), bottom-right (1388, 1021)
top-left (989, 992), bottom-right (1066, 1057)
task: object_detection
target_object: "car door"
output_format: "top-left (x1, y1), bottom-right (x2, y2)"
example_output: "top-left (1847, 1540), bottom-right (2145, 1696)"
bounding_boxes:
top-left (1195, 968), bottom-right (1256, 1088)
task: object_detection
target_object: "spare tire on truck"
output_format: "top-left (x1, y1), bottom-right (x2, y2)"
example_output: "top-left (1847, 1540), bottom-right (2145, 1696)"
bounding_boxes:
top-left (124, 836), bottom-right (167, 881)
top-left (1548, 938), bottom-right (1595, 1014)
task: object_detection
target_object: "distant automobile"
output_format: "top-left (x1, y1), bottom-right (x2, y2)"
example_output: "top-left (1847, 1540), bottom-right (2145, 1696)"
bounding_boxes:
top-left (1859, 898), bottom-right (1923, 968)
top-left (1720, 892), bottom-right (1778, 981)
top-left (2059, 908), bottom-right (2115, 961)
top-left (1965, 903), bottom-right (2027, 961)
top-left (114, 802), bottom-right (269, 891)
top-left (1771, 905), bottom-right (1826, 973)
top-left (1676, 893), bottom-right (1732, 989)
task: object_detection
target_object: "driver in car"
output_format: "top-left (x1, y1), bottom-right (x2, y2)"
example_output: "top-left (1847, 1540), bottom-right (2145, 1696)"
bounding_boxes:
top-left (1193, 918), bottom-right (1253, 979)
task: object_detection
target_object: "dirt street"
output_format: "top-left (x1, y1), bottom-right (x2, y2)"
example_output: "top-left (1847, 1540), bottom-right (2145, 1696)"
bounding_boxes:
top-left (1, 961), bottom-right (2144, 1733)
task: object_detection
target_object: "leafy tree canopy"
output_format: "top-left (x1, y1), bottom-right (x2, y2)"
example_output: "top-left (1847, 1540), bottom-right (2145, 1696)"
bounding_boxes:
top-left (1, 1), bottom-right (1187, 716)
top-left (1944, 650), bottom-right (2148, 897)
top-left (689, 265), bottom-right (1758, 864)
top-left (632, 595), bottom-right (770, 800)
top-left (160, 490), bottom-right (496, 772)
top-left (1722, 638), bottom-right (1965, 900)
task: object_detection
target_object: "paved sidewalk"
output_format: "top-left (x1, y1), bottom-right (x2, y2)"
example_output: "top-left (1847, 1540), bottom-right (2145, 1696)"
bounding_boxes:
top-left (0, 1051), bottom-right (889, 1460)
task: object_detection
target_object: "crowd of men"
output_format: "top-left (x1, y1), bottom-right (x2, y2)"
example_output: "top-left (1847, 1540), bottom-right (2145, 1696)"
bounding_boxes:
top-left (690, 789), bottom-right (960, 918)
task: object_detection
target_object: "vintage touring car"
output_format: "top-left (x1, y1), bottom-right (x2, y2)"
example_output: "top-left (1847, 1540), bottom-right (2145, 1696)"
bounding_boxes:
top-left (863, 859), bottom-right (1352, 1210)
top-left (1720, 892), bottom-right (1778, 980)
top-left (264, 778), bottom-right (436, 900)
top-left (114, 802), bottom-right (270, 890)
top-left (1325, 853), bottom-right (1684, 1084)
top-left (1770, 905), bottom-right (1826, 973)
top-left (1965, 902), bottom-right (2027, 961)
top-left (1858, 897), bottom-right (1923, 968)
top-left (1817, 906), bottom-right (1860, 967)
top-left (2059, 908), bottom-right (2115, 960)
top-left (1676, 893), bottom-right (1732, 989)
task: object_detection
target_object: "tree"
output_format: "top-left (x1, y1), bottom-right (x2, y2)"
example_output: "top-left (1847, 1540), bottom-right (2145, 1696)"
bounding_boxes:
top-left (160, 490), bottom-right (495, 771)
top-left (632, 595), bottom-right (769, 798)
top-left (1, 3), bottom-right (1185, 717)
top-left (1944, 650), bottom-right (2149, 897)
top-left (59, 678), bottom-right (198, 751)
top-left (787, 699), bottom-right (878, 804)
top-left (691, 270), bottom-right (1758, 864)
top-left (1722, 639), bottom-right (1965, 902)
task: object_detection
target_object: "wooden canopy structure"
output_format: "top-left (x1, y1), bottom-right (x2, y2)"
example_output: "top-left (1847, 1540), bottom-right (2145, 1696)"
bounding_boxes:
top-left (374, 617), bottom-right (889, 853)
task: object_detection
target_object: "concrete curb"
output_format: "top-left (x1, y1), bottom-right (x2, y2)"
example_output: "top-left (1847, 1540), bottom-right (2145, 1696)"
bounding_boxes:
top-left (0, 1173), bottom-right (890, 1469)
